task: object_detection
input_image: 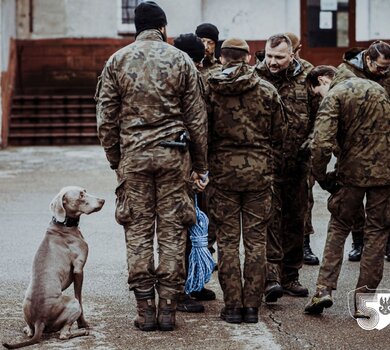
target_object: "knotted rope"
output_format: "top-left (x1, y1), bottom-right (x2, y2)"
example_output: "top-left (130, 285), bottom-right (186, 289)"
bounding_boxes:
top-left (185, 195), bottom-right (216, 294)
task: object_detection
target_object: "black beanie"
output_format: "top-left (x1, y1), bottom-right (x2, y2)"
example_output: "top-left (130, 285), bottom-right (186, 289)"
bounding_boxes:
top-left (195, 23), bottom-right (219, 44)
top-left (174, 33), bottom-right (205, 63)
top-left (134, 1), bottom-right (167, 37)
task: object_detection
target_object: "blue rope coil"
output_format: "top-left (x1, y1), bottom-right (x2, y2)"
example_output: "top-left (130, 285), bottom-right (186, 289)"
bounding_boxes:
top-left (185, 195), bottom-right (216, 294)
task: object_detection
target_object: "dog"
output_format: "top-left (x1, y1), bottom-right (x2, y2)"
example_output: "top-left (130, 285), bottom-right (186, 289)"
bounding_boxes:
top-left (3, 186), bottom-right (105, 349)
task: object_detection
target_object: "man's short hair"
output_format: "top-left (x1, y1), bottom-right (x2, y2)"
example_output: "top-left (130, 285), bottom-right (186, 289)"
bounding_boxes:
top-left (306, 65), bottom-right (337, 87)
top-left (366, 40), bottom-right (390, 61)
top-left (220, 48), bottom-right (249, 63)
top-left (266, 33), bottom-right (293, 52)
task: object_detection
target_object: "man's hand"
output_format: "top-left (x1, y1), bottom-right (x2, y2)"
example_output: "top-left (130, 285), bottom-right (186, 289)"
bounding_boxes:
top-left (318, 171), bottom-right (342, 194)
top-left (190, 171), bottom-right (209, 192)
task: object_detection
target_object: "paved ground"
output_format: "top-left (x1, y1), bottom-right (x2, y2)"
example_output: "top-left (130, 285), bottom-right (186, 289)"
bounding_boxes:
top-left (1, 146), bottom-right (390, 350)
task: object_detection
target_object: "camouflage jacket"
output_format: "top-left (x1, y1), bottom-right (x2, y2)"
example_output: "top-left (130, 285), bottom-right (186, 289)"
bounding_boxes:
top-left (338, 48), bottom-right (390, 94)
top-left (311, 70), bottom-right (390, 187)
top-left (255, 58), bottom-right (317, 161)
top-left (207, 62), bottom-right (286, 191)
top-left (200, 56), bottom-right (222, 81)
top-left (95, 29), bottom-right (208, 172)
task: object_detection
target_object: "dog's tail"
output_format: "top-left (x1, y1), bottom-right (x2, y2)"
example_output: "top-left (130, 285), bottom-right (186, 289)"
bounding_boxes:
top-left (3, 322), bottom-right (44, 349)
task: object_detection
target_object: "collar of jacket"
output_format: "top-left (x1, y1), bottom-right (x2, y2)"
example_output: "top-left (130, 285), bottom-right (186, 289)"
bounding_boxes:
top-left (136, 29), bottom-right (165, 42)
top-left (329, 69), bottom-right (356, 90)
top-left (344, 49), bottom-right (389, 81)
top-left (256, 57), bottom-right (303, 81)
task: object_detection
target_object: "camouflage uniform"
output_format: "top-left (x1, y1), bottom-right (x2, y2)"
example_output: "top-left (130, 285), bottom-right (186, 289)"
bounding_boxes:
top-left (199, 57), bottom-right (222, 255)
top-left (311, 71), bottom-right (390, 292)
top-left (255, 58), bottom-right (316, 286)
top-left (96, 29), bottom-right (208, 300)
top-left (207, 63), bottom-right (285, 307)
top-left (338, 48), bottom-right (390, 250)
top-left (199, 56), bottom-right (222, 82)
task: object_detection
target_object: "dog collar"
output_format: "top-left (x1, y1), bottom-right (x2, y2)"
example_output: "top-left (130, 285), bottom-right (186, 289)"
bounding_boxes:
top-left (52, 216), bottom-right (80, 227)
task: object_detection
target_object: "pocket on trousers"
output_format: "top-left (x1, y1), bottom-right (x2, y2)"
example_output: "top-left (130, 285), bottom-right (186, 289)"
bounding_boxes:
top-left (115, 180), bottom-right (133, 225)
top-left (177, 182), bottom-right (196, 226)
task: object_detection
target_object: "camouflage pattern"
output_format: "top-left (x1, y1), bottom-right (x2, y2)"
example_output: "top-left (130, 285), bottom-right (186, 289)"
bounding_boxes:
top-left (338, 48), bottom-right (390, 95)
top-left (312, 70), bottom-right (390, 293)
top-left (95, 29), bottom-right (208, 299)
top-left (208, 63), bottom-right (285, 192)
top-left (96, 29), bottom-right (207, 173)
top-left (199, 56), bottom-right (222, 81)
top-left (304, 173), bottom-right (315, 236)
top-left (255, 58), bottom-right (316, 284)
top-left (338, 48), bottom-right (390, 241)
top-left (207, 62), bottom-right (285, 307)
top-left (317, 186), bottom-right (390, 291)
top-left (310, 72), bottom-right (390, 187)
top-left (210, 187), bottom-right (272, 307)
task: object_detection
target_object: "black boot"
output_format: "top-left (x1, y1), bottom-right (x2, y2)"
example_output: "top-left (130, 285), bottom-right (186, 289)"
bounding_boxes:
top-left (303, 235), bottom-right (319, 265)
top-left (348, 231), bottom-right (363, 262)
top-left (134, 287), bottom-right (157, 331)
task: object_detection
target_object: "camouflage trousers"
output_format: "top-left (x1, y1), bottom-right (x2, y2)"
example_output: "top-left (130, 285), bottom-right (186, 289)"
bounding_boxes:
top-left (115, 148), bottom-right (196, 299)
top-left (210, 186), bottom-right (272, 308)
top-left (266, 167), bottom-right (308, 284)
top-left (317, 186), bottom-right (390, 291)
top-left (304, 172), bottom-right (315, 236)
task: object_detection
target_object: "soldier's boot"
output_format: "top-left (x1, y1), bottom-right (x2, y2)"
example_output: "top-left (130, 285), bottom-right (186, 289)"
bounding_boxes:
top-left (304, 285), bottom-right (333, 315)
top-left (385, 236), bottom-right (390, 262)
top-left (134, 287), bottom-right (157, 331)
top-left (158, 298), bottom-right (177, 331)
top-left (177, 293), bottom-right (204, 313)
top-left (220, 306), bottom-right (242, 324)
top-left (282, 279), bottom-right (309, 297)
top-left (348, 230), bottom-right (363, 262)
top-left (303, 235), bottom-right (320, 265)
top-left (264, 281), bottom-right (284, 303)
top-left (190, 287), bottom-right (216, 301)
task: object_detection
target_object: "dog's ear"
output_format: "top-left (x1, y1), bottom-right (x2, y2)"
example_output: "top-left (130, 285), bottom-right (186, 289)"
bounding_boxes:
top-left (50, 188), bottom-right (67, 222)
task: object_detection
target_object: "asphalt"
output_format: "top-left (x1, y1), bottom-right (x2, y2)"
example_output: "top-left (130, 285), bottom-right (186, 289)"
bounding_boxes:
top-left (1, 146), bottom-right (389, 350)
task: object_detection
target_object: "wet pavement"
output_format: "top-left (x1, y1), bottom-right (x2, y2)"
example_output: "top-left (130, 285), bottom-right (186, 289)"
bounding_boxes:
top-left (1, 146), bottom-right (389, 350)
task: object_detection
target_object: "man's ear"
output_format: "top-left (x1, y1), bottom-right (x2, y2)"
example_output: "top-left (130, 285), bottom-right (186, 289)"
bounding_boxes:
top-left (318, 76), bottom-right (327, 85)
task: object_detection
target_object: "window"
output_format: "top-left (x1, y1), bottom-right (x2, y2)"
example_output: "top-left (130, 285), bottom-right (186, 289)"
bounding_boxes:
top-left (117, 0), bottom-right (142, 34)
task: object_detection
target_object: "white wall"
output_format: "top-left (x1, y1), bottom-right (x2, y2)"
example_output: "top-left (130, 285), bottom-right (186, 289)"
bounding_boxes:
top-left (14, 0), bottom-right (300, 40)
top-left (356, 0), bottom-right (390, 41)
top-left (202, 0), bottom-right (300, 41)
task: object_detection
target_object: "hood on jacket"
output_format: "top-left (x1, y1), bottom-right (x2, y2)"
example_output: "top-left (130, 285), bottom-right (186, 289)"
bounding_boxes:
top-left (208, 63), bottom-right (258, 95)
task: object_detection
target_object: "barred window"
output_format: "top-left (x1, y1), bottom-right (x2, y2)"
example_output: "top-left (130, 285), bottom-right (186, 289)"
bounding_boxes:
top-left (117, 0), bottom-right (142, 34)
top-left (121, 0), bottom-right (141, 24)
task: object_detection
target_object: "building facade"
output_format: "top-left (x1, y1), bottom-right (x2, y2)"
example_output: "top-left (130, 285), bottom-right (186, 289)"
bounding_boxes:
top-left (0, 0), bottom-right (389, 147)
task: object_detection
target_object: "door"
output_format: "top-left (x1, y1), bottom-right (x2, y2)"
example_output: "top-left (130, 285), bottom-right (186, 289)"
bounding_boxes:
top-left (300, 0), bottom-right (356, 66)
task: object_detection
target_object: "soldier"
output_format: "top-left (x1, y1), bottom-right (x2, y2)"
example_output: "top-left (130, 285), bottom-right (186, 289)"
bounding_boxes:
top-left (255, 34), bottom-right (316, 302)
top-left (338, 40), bottom-right (390, 262)
top-left (195, 22), bottom-right (222, 273)
top-left (95, 1), bottom-right (208, 332)
top-left (173, 33), bottom-right (216, 313)
top-left (195, 23), bottom-right (223, 80)
top-left (304, 65), bottom-right (390, 316)
top-left (285, 32), bottom-right (320, 266)
top-left (207, 38), bottom-right (285, 323)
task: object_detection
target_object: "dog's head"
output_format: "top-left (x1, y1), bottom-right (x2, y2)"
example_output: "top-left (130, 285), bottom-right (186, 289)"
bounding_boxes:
top-left (50, 186), bottom-right (105, 222)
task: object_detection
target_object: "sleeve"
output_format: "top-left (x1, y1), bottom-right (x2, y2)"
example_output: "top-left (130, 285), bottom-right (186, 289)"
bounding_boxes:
top-left (181, 60), bottom-right (208, 173)
top-left (310, 95), bottom-right (340, 182)
top-left (95, 60), bottom-right (121, 170)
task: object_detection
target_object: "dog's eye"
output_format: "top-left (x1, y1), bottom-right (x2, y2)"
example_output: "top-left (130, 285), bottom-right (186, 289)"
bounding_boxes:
top-left (79, 192), bottom-right (85, 198)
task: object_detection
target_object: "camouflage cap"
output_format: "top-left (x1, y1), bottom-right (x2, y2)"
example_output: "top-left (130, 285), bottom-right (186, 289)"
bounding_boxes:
top-left (221, 38), bottom-right (250, 53)
top-left (285, 32), bottom-right (300, 51)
